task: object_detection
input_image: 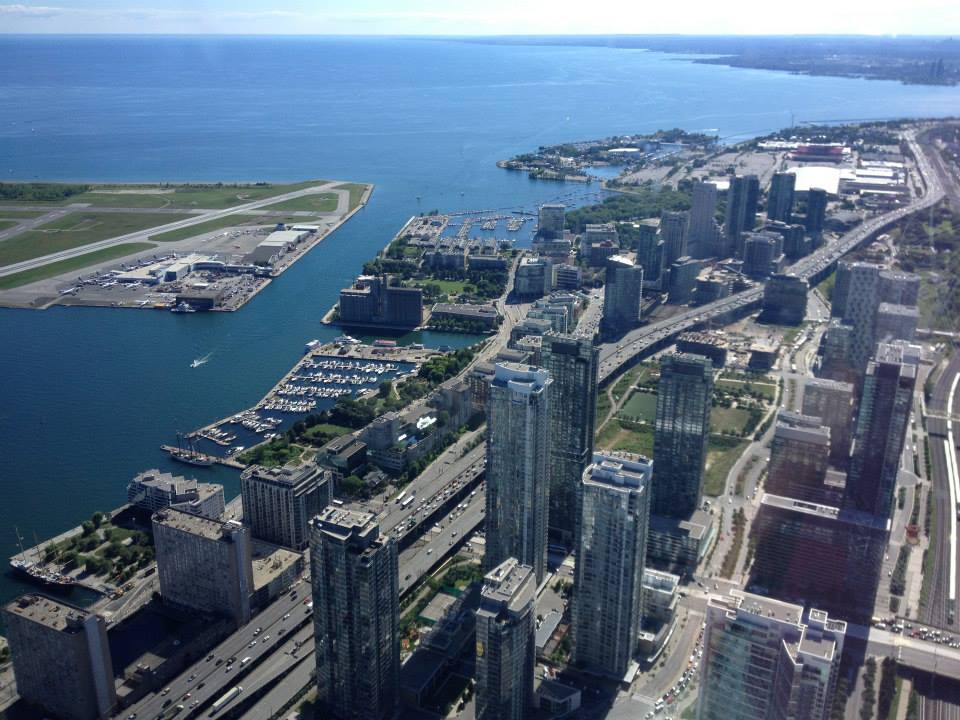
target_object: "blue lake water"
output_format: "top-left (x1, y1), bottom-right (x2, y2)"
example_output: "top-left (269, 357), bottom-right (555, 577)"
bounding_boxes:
top-left (1, 35), bottom-right (959, 603)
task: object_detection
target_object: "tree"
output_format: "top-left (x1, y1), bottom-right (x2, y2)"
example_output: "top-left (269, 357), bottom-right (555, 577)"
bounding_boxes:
top-left (91, 511), bottom-right (105, 528)
top-left (378, 381), bottom-right (392, 399)
top-left (81, 521), bottom-right (95, 537)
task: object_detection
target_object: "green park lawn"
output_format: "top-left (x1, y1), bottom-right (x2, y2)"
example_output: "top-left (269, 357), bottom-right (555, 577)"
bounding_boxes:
top-left (261, 193), bottom-right (339, 213)
top-left (703, 436), bottom-right (750, 496)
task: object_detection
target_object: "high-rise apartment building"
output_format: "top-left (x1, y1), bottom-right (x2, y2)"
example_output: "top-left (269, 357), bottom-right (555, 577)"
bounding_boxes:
top-left (573, 453), bottom-right (652, 678)
top-left (742, 231), bottom-right (783, 279)
top-left (153, 509), bottom-right (254, 626)
top-left (687, 181), bottom-right (720, 258)
top-left (802, 378), bottom-right (855, 468)
top-left (767, 172), bottom-right (796, 223)
top-left (846, 342), bottom-right (918, 518)
top-left (635, 228), bottom-right (664, 287)
top-left (761, 273), bottom-right (808, 325)
top-left (475, 558), bottom-right (536, 720)
top-left (765, 411), bottom-right (831, 503)
top-left (724, 174), bottom-right (760, 257)
top-left (4, 595), bottom-right (116, 720)
top-left (240, 462), bottom-right (333, 550)
top-left (541, 333), bottom-right (599, 544)
top-left (485, 363), bottom-right (551, 582)
top-left (804, 188), bottom-right (828, 235)
top-left (660, 210), bottom-right (689, 267)
top-left (311, 507), bottom-right (399, 720)
top-left (652, 353), bottom-right (714, 518)
top-left (698, 590), bottom-right (846, 720)
top-left (538, 203), bottom-right (566, 238)
top-left (601, 255), bottom-right (643, 338)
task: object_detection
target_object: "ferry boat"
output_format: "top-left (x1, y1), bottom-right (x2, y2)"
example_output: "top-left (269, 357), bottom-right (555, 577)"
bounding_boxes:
top-left (305, 339), bottom-right (322, 354)
top-left (170, 302), bottom-right (197, 314)
top-left (334, 335), bottom-right (361, 345)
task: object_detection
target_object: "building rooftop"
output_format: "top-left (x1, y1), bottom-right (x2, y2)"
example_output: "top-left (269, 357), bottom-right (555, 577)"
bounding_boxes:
top-left (153, 507), bottom-right (241, 542)
top-left (723, 589), bottom-right (805, 626)
top-left (492, 362), bottom-right (550, 393)
top-left (878, 302), bottom-right (919, 318)
top-left (585, 452), bottom-right (653, 491)
top-left (432, 302), bottom-right (499, 318)
top-left (760, 493), bottom-right (889, 531)
top-left (4, 594), bottom-right (93, 632)
top-left (480, 558), bottom-right (535, 616)
top-left (315, 506), bottom-right (379, 543)
top-left (242, 461), bottom-right (323, 486)
top-left (251, 540), bottom-right (302, 591)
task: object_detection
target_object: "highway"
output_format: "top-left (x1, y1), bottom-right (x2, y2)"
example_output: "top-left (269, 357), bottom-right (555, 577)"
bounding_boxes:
top-left (596, 130), bottom-right (946, 383)
top-left (118, 581), bottom-right (314, 720)
top-left (0, 182), bottom-right (350, 278)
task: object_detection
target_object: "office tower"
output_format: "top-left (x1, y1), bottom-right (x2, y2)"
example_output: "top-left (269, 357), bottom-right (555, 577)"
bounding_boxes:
top-left (840, 262), bottom-right (882, 373)
top-left (485, 362), bottom-right (551, 582)
top-left (687, 181), bottom-right (719, 258)
top-left (724, 174), bottom-right (760, 257)
top-left (876, 302), bottom-right (919, 343)
top-left (475, 558), bottom-right (536, 720)
top-left (750, 494), bottom-right (887, 622)
top-left (541, 333), bottom-right (599, 544)
top-left (240, 462), bottom-right (333, 550)
top-left (804, 187), bottom-right (828, 235)
top-left (338, 274), bottom-right (424, 328)
top-left (819, 319), bottom-right (857, 384)
top-left (538, 203), bottom-right (566, 238)
top-left (765, 412), bottom-right (831, 503)
top-left (742, 231), bottom-right (783, 279)
top-left (127, 469), bottom-right (225, 518)
top-left (767, 171), bottom-right (796, 223)
top-left (311, 507), bottom-right (400, 720)
top-left (152, 509), bottom-right (254, 626)
top-left (652, 353), bottom-right (714, 518)
top-left (879, 269), bottom-right (920, 306)
top-left (4, 595), bottom-right (116, 720)
top-left (572, 453), bottom-right (652, 678)
top-left (667, 256), bottom-right (701, 305)
top-left (846, 342), bottom-right (918, 518)
top-left (660, 210), bottom-right (690, 267)
top-left (601, 255), bottom-right (643, 338)
top-left (761, 273), bottom-right (808, 325)
top-left (802, 378), bottom-right (855, 468)
top-left (698, 590), bottom-right (846, 720)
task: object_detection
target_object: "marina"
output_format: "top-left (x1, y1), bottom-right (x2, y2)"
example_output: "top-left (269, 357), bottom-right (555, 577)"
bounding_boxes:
top-left (165, 341), bottom-right (432, 463)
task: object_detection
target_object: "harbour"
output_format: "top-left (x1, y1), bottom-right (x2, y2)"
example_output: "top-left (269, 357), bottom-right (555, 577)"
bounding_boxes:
top-left (167, 340), bottom-right (438, 464)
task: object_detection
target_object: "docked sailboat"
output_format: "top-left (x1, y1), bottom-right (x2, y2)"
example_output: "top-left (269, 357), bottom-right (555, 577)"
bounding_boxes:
top-left (170, 432), bottom-right (214, 467)
top-left (10, 529), bottom-right (76, 590)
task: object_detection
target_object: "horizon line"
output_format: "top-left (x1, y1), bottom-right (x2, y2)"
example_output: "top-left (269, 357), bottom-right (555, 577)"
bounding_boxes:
top-left (0, 31), bottom-right (956, 38)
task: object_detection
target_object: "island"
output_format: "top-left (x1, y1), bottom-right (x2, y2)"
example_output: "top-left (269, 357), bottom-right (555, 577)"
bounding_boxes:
top-left (0, 179), bottom-right (372, 311)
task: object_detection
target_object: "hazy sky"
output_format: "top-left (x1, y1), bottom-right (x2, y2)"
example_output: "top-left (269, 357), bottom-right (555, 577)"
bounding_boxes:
top-left (1, 0), bottom-right (958, 35)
